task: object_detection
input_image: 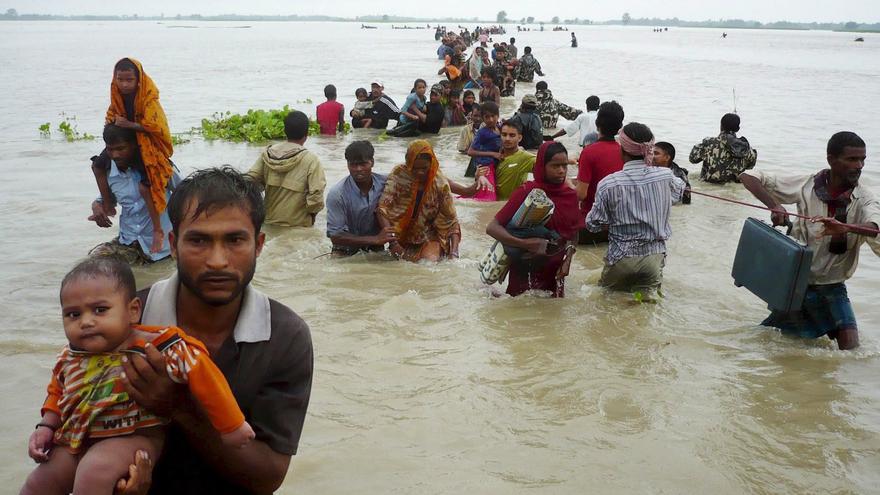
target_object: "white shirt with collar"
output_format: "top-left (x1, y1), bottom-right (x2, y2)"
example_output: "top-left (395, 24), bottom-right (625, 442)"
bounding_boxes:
top-left (141, 272), bottom-right (272, 344)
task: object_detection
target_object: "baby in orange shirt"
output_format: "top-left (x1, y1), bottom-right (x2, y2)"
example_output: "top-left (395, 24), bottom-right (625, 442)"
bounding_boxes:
top-left (20, 258), bottom-right (254, 495)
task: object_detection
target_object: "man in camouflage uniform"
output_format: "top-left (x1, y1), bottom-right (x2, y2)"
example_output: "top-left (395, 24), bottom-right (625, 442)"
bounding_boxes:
top-left (516, 46), bottom-right (545, 82)
top-left (689, 113), bottom-right (758, 183)
top-left (491, 47), bottom-right (517, 97)
top-left (535, 81), bottom-right (582, 129)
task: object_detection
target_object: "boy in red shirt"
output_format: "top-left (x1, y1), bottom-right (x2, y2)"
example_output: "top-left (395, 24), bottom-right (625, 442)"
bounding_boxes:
top-left (577, 100), bottom-right (626, 215)
top-left (316, 84), bottom-right (345, 135)
top-left (576, 101), bottom-right (625, 244)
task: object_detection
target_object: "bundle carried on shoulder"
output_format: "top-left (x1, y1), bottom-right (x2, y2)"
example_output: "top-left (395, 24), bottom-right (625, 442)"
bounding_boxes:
top-left (479, 188), bottom-right (555, 284)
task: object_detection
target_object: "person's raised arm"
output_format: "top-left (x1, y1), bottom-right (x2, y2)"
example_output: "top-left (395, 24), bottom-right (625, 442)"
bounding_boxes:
top-left (738, 172), bottom-right (788, 226)
top-left (91, 155), bottom-right (115, 211)
top-left (689, 141), bottom-right (705, 164)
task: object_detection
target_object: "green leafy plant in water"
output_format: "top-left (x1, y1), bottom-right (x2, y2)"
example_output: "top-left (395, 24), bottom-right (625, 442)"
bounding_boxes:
top-left (171, 134), bottom-right (191, 145)
top-left (200, 105), bottom-right (350, 143)
top-left (39, 122), bottom-right (51, 137)
top-left (56, 115), bottom-right (95, 142)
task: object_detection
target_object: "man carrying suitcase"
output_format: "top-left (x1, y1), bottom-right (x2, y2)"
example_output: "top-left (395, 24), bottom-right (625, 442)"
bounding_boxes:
top-left (739, 131), bottom-right (880, 350)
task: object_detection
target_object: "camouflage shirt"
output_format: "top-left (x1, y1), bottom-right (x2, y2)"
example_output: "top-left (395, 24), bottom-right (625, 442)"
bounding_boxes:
top-left (535, 88), bottom-right (582, 129)
top-left (516, 53), bottom-right (544, 82)
top-left (689, 132), bottom-right (758, 183)
top-left (491, 60), bottom-right (517, 97)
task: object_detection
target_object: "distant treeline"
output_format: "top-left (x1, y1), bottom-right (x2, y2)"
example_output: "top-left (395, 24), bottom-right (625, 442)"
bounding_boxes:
top-left (1, 8), bottom-right (878, 32)
top-left (611, 14), bottom-right (880, 32)
top-left (0, 9), bottom-right (482, 23)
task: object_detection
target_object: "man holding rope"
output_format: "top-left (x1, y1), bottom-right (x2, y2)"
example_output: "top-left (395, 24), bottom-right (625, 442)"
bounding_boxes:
top-left (739, 131), bottom-right (880, 350)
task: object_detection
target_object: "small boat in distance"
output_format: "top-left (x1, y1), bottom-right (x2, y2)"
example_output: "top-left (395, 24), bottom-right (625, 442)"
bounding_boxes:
top-left (855, 37), bottom-right (865, 42)
top-left (361, 24), bottom-right (378, 29)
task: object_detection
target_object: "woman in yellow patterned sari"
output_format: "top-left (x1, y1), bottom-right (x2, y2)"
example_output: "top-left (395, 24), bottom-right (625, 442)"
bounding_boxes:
top-left (378, 140), bottom-right (461, 262)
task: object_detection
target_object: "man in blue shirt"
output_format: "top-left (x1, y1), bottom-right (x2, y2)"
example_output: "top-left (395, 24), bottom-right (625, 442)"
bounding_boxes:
top-left (88, 124), bottom-right (180, 264)
top-left (326, 140), bottom-right (396, 256)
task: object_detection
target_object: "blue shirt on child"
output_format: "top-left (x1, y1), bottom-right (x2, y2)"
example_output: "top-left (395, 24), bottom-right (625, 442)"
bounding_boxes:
top-left (471, 126), bottom-right (502, 167)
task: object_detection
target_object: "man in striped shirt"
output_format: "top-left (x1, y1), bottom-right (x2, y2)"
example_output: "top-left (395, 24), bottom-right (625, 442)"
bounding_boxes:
top-left (586, 122), bottom-right (686, 292)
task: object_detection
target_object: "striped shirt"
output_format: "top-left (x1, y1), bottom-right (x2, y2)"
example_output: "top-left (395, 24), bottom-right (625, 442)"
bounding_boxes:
top-left (586, 160), bottom-right (685, 264)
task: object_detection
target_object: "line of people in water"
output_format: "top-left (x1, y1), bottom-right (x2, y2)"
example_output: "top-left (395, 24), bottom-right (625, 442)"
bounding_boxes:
top-left (18, 33), bottom-right (880, 494)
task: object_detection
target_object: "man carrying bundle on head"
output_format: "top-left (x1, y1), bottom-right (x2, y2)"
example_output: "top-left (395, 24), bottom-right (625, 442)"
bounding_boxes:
top-left (91, 58), bottom-right (174, 255)
top-left (586, 123), bottom-right (685, 293)
top-left (739, 132), bottom-right (880, 350)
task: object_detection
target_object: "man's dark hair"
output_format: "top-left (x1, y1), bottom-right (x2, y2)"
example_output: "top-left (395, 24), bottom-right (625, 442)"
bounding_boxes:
top-left (501, 119), bottom-right (523, 134)
top-left (536, 81), bottom-right (548, 91)
top-left (827, 131), bottom-right (866, 157)
top-left (324, 84), bottom-right (337, 99)
top-left (721, 113), bottom-right (741, 133)
top-left (524, 46), bottom-right (532, 54)
top-left (345, 140), bottom-right (375, 164)
top-left (595, 100), bottom-right (625, 137)
top-left (114, 58), bottom-right (139, 78)
top-left (510, 37), bottom-right (516, 43)
top-left (471, 103), bottom-right (482, 114)
top-left (586, 95), bottom-right (600, 111)
top-left (544, 142), bottom-right (568, 161)
top-left (655, 141), bottom-right (676, 161)
top-left (284, 111), bottom-right (310, 140)
top-left (61, 257), bottom-right (137, 303)
top-left (481, 101), bottom-right (500, 116)
top-left (167, 166), bottom-right (266, 236)
top-left (449, 89), bottom-right (461, 98)
top-left (103, 123), bottom-right (137, 145)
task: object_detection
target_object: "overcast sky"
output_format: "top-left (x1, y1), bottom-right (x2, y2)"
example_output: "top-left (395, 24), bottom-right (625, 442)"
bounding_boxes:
top-left (9, 0), bottom-right (879, 23)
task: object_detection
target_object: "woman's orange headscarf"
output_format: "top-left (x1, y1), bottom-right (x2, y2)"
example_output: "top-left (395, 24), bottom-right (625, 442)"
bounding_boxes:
top-left (377, 139), bottom-right (462, 246)
top-left (106, 57), bottom-right (174, 212)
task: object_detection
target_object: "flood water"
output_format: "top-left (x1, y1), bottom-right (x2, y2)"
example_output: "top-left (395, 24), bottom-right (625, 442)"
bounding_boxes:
top-left (1, 21), bottom-right (879, 494)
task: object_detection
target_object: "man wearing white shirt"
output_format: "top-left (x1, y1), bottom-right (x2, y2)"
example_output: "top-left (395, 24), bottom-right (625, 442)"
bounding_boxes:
top-left (551, 95), bottom-right (600, 147)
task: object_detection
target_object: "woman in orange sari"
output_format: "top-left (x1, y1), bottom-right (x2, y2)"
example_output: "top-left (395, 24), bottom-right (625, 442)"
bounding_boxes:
top-left (378, 140), bottom-right (461, 262)
top-left (92, 58), bottom-right (174, 254)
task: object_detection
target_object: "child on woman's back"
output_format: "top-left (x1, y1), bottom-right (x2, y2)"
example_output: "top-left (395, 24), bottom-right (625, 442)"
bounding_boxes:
top-left (20, 258), bottom-right (253, 495)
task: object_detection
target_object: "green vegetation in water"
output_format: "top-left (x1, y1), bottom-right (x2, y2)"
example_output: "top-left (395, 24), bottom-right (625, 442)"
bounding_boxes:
top-left (631, 290), bottom-right (661, 305)
top-left (200, 106), bottom-right (350, 143)
top-left (296, 98), bottom-right (313, 104)
top-left (38, 116), bottom-right (95, 141)
top-left (171, 133), bottom-right (192, 145)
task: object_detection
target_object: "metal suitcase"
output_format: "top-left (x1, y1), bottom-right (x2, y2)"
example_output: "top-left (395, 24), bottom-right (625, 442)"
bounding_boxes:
top-left (731, 218), bottom-right (813, 313)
